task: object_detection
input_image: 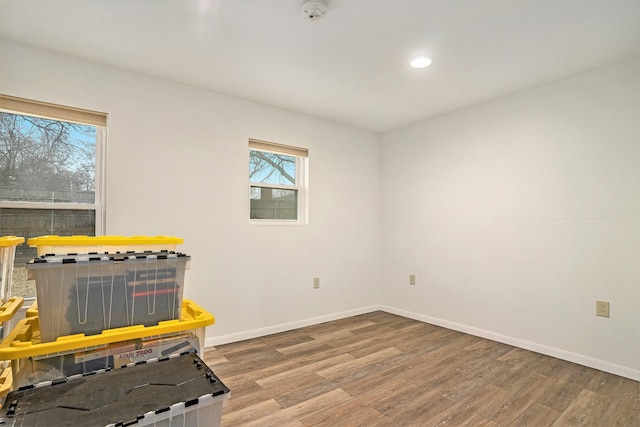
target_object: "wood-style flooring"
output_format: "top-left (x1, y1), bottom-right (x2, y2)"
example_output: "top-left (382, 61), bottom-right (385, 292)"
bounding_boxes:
top-left (203, 311), bottom-right (640, 426)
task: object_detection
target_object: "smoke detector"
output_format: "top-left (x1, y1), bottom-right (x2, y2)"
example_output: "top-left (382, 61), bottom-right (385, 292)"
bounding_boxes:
top-left (302, 0), bottom-right (328, 21)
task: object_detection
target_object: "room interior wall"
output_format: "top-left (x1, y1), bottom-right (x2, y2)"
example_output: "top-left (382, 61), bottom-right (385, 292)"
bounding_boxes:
top-left (1, 39), bottom-right (382, 344)
top-left (380, 59), bottom-right (640, 380)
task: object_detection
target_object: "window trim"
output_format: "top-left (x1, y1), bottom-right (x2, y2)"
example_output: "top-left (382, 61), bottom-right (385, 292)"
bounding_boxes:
top-left (249, 139), bottom-right (308, 224)
top-left (0, 94), bottom-right (107, 234)
top-left (0, 94), bottom-right (107, 127)
top-left (249, 138), bottom-right (308, 158)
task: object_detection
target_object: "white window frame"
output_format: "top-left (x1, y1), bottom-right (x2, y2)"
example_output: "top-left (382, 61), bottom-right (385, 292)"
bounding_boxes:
top-left (249, 139), bottom-right (308, 224)
top-left (0, 95), bottom-right (107, 234)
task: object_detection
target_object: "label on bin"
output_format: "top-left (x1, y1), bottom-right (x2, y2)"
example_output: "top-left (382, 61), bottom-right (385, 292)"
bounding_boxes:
top-left (112, 334), bottom-right (197, 366)
top-left (75, 341), bottom-right (137, 363)
top-left (74, 334), bottom-right (196, 365)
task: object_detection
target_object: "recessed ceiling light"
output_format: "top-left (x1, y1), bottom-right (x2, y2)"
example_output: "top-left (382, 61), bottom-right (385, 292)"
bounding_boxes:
top-left (410, 57), bottom-right (432, 69)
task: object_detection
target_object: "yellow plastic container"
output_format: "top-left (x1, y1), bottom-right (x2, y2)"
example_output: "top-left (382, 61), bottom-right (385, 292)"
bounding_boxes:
top-left (0, 236), bottom-right (25, 303)
top-left (0, 299), bottom-right (214, 390)
top-left (0, 299), bottom-right (213, 360)
top-left (11, 331), bottom-right (203, 389)
top-left (27, 252), bottom-right (190, 342)
top-left (27, 235), bottom-right (183, 256)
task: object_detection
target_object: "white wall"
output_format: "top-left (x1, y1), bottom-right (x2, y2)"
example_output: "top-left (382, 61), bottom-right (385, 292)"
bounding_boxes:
top-left (1, 39), bottom-right (382, 343)
top-left (381, 59), bottom-right (640, 379)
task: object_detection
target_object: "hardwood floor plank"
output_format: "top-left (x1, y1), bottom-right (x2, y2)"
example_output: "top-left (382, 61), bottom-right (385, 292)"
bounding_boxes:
top-left (487, 392), bottom-right (539, 425)
top-left (219, 380), bottom-right (275, 414)
top-left (433, 402), bottom-right (499, 427)
top-left (512, 402), bottom-right (562, 427)
top-left (552, 389), bottom-right (613, 426)
top-left (256, 353), bottom-right (355, 388)
top-left (534, 353), bottom-right (575, 379)
top-left (441, 375), bottom-right (505, 404)
top-left (301, 400), bottom-right (388, 427)
top-left (339, 356), bottom-right (421, 397)
top-left (393, 326), bottom-right (463, 355)
top-left (331, 319), bottom-right (379, 333)
top-left (537, 365), bottom-right (601, 413)
top-left (369, 383), bottom-right (448, 420)
top-left (484, 374), bottom-right (558, 424)
top-left (454, 383), bottom-right (511, 419)
top-left (345, 330), bottom-right (417, 358)
top-left (255, 330), bottom-right (317, 348)
top-left (593, 374), bottom-right (640, 425)
top-left (271, 372), bottom-right (338, 409)
top-left (242, 388), bottom-right (352, 427)
top-left (587, 370), bottom-right (637, 397)
top-left (308, 328), bottom-right (355, 342)
top-left (598, 397), bottom-right (640, 426)
top-left (224, 347), bottom-right (353, 387)
top-left (276, 339), bottom-right (334, 357)
top-left (463, 338), bottom-right (514, 359)
top-left (201, 351), bottom-right (229, 367)
top-left (315, 347), bottom-right (405, 381)
top-left (399, 344), bottom-right (501, 389)
top-left (221, 398), bottom-right (283, 427)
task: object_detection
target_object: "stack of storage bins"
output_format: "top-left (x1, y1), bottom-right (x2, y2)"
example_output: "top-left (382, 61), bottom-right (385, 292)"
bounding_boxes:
top-left (0, 236), bottom-right (26, 401)
top-left (0, 236), bottom-right (229, 426)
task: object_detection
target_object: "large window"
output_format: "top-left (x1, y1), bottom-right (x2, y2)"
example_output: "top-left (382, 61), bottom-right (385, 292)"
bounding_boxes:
top-left (249, 139), bottom-right (308, 223)
top-left (0, 95), bottom-right (106, 298)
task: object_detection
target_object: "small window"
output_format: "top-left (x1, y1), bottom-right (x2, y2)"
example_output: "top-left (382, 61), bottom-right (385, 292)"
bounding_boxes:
top-left (249, 139), bottom-right (308, 223)
top-left (0, 95), bottom-right (107, 299)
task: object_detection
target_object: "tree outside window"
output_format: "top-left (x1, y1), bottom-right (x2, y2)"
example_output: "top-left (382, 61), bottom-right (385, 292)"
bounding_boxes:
top-left (0, 96), bottom-right (106, 299)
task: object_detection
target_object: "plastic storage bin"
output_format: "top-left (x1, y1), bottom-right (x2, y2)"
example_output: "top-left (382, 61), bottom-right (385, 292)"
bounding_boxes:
top-left (0, 236), bottom-right (25, 304)
top-left (26, 252), bottom-right (190, 342)
top-left (12, 331), bottom-right (201, 388)
top-left (0, 353), bottom-right (230, 426)
top-left (28, 235), bottom-right (183, 256)
top-left (0, 299), bottom-right (214, 389)
top-left (0, 299), bottom-right (212, 359)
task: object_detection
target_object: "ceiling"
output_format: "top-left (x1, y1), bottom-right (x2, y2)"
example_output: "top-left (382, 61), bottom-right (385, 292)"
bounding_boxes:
top-left (1, 0), bottom-right (639, 133)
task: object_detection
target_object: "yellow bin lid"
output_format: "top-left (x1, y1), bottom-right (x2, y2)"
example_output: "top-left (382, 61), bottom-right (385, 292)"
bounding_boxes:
top-left (27, 235), bottom-right (183, 247)
top-left (0, 236), bottom-right (24, 247)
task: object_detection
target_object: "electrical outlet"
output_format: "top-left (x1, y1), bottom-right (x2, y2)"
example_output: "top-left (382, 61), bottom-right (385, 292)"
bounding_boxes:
top-left (313, 277), bottom-right (320, 289)
top-left (596, 301), bottom-right (610, 318)
top-left (409, 274), bottom-right (416, 286)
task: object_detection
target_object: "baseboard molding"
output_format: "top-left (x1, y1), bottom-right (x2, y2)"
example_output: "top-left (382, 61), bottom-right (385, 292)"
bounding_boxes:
top-left (204, 304), bottom-right (639, 382)
top-left (205, 305), bottom-right (381, 347)
top-left (380, 305), bottom-right (640, 382)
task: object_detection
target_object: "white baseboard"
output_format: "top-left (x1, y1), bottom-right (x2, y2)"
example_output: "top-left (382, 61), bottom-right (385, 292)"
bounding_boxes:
top-left (380, 305), bottom-right (640, 382)
top-left (205, 305), bottom-right (381, 347)
top-left (204, 304), bottom-right (639, 382)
